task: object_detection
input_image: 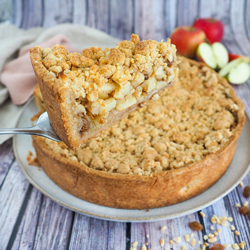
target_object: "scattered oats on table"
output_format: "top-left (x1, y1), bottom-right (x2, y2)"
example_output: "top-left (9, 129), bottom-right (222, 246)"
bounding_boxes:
top-left (160, 239), bottom-right (164, 246)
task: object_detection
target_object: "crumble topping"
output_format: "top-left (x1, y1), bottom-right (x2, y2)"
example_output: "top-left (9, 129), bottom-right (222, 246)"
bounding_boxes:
top-left (43, 58), bottom-right (239, 176)
top-left (40, 34), bottom-right (178, 126)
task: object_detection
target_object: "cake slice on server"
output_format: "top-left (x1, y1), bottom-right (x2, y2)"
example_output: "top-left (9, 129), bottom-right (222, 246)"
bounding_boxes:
top-left (30, 34), bottom-right (179, 149)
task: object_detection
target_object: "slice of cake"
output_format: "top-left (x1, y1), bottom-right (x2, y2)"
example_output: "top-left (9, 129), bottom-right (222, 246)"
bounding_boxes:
top-left (30, 34), bottom-right (179, 149)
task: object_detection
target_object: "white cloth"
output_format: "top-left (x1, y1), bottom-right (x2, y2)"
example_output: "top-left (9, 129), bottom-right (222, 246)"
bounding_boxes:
top-left (0, 23), bottom-right (120, 144)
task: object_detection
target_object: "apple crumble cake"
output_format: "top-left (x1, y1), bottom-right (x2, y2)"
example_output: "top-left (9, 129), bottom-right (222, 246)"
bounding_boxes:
top-left (30, 34), bottom-right (179, 149)
top-left (32, 56), bottom-right (245, 209)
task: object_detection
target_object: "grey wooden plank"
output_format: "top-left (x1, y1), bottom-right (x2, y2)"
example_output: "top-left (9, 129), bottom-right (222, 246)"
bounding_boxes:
top-left (245, 0), bottom-right (250, 39)
top-left (69, 213), bottom-right (127, 250)
top-left (33, 196), bottom-right (73, 250)
top-left (130, 213), bottom-right (202, 250)
top-left (0, 139), bottom-right (14, 188)
top-left (110, 0), bottom-right (133, 40)
top-left (212, 0), bottom-right (241, 52)
top-left (72, 0), bottom-right (87, 25)
top-left (106, 220), bottom-right (127, 250)
top-left (164, 0), bottom-right (177, 38)
top-left (86, 0), bottom-right (109, 34)
top-left (198, 0), bottom-right (218, 18)
top-left (0, 161), bottom-right (30, 250)
top-left (10, 207), bottom-right (26, 250)
top-left (43, 0), bottom-right (73, 28)
top-left (68, 214), bottom-right (91, 250)
top-left (230, 0), bottom-right (250, 56)
top-left (13, 0), bottom-right (23, 28)
top-left (11, 187), bottom-right (43, 250)
top-left (176, 0), bottom-right (199, 27)
top-left (20, 0), bottom-right (43, 29)
top-left (134, 0), bottom-right (165, 41)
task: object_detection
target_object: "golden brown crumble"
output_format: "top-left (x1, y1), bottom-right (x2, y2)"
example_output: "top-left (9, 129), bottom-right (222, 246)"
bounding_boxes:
top-left (40, 34), bottom-right (178, 125)
top-left (27, 151), bottom-right (39, 167)
top-left (43, 57), bottom-right (239, 176)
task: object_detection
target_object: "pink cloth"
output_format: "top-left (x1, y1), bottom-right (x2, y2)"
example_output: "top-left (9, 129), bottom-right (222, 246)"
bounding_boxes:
top-left (1, 34), bottom-right (81, 105)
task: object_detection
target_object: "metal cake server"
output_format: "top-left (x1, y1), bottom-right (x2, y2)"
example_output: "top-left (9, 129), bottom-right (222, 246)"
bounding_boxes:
top-left (0, 112), bottom-right (62, 142)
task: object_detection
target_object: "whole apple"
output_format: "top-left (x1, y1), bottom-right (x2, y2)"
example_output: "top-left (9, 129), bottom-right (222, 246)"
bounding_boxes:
top-left (170, 26), bottom-right (206, 58)
top-left (193, 18), bottom-right (224, 44)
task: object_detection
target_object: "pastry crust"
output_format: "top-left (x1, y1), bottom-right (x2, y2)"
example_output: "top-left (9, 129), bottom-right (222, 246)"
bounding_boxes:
top-left (32, 132), bottom-right (240, 209)
top-left (32, 57), bottom-right (245, 209)
top-left (30, 35), bottom-right (178, 149)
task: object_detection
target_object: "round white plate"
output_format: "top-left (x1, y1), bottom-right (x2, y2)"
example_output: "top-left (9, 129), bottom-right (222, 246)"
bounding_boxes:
top-left (13, 98), bottom-right (250, 222)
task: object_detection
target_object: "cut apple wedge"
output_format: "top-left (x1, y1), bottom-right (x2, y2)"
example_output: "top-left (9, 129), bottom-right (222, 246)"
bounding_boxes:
top-left (196, 42), bottom-right (228, 69)
top-left (228, 62), bottom-right (250, 84)
top-left (197, 43), bottom-right (217, 69)
top-left (218, 58), bottom-right (242, 77)
top-left (212, 42), bottom-right (228, 68)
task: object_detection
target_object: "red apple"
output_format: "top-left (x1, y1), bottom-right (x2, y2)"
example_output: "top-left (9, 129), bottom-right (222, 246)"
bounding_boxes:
top-left (193, 18), bottom-right (224, 44)
top-left (170, 26), bottom-right (206, 58)
top-left (228, 53), bottom-right (249, 63)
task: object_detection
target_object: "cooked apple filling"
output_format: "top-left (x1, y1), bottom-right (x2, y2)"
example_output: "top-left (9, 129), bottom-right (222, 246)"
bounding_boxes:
top-left (41, 34), bottom-right (178, 127)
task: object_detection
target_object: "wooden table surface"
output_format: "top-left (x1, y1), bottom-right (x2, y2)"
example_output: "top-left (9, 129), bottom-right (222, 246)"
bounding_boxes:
top-left (1, 0), bottom-right (250, 249)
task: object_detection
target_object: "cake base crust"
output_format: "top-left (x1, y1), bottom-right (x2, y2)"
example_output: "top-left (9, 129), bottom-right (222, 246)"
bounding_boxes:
top-left (33, 129), bottom-right (241, 209)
